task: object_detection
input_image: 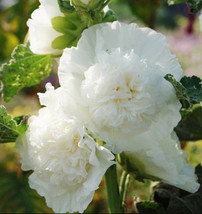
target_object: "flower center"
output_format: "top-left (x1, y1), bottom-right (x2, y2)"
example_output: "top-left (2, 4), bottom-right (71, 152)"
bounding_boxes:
top-left (81, 49), bottom-right (163, 133)
top-left (37, 118), bottom-right (92, 186)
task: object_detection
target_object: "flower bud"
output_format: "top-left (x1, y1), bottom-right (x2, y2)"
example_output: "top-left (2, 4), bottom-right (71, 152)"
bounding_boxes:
top-left (71, 0), bottom-right (105, 11)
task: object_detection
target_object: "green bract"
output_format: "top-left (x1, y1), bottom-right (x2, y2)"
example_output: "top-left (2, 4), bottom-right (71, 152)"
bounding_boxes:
top-left (53, 0), bottom-right (117, 51)
top-left (57, 0), bottom-right (75, 13)
top-left (51, 12), bottom-right (89, 50)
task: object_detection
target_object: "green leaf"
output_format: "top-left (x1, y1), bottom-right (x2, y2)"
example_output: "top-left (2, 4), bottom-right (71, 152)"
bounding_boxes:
top-left (0, 43), bottom-right (53, 102)
top-left (0, 106), bottom-right (28, 143)
top-left (167, 0), bottom-right (202, 13)
top-left (180, 76), bottom-right (202, 103)
top-left (165, 75), bottom-right (202, 141)
top-left (0, 167), bottom-right (53, 213)
top-left (175, 105), bottom-right (202, 141)
top-left (164, 74), bottom-right (202, 109)
top-left (136, 201), bottom-right (165, 214)
top-left (152, 164), bottom-right (202, 214)
top-left (164, 74), bottom-right (190, 108)
top-left (186, 0), bottom-right (202, 13)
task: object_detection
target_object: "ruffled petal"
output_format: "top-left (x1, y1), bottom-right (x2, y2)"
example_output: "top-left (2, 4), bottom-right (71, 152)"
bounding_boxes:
top-left (17, 85), bottom-right (114, 213)
top-left (59, 21), bottom-right (183, 154)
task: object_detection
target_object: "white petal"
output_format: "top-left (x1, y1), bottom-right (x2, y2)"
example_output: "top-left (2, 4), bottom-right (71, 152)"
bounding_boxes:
top-left (124, 135), bottom-right (199, 193)
top-left (59, 21), bottom-right (183, 154)
top-left (27, 1), bottom-right (63, 55)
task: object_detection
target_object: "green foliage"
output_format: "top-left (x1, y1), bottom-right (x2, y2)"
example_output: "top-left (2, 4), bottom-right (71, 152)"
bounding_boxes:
top-left (175, 105), bottom-right (202, 141)
top-left (165, 75), bottom-right (202, 141)
top-left (180, 76), bottom-right (202, 104)
top-left (164, 74), bottom-right (202, 110)
top-left (186, 0), bottom-right (202, 13)
top-left (0, 43), bottom-right (53, 102)
top-left (136, 165), bottom-right (202, 214)
top-left (151, 164), bottom-right (202, 214)
top-left (0, 106), bottom-right (27, 143)
top-left (136, 201), bottom-right (165, 214)
top-left (0, 166), bottom-right (52, 213)
top-left (167, 0), bottom-right (202, 13)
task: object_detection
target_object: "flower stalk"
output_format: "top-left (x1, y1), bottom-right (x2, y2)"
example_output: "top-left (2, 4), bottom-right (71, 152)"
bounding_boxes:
top-left (120, 171), bottom-right (130, 207)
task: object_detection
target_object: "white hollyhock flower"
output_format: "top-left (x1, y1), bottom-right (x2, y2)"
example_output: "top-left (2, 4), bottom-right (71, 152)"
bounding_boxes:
top-left (27, 0), bottom-right (63, 55)
top-left (122, 132), bottom-right (200, 193)
top-left (58, 21), bottom-right (199, 193)
top-left (59, 21), bottom-right (183, 153)
top-left (17, 84), bottom-right (114, 213)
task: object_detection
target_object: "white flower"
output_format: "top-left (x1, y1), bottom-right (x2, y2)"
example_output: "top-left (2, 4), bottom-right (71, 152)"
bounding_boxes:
top-left (27, 0), bottom-right (63, 55)
top-left (122, 132), bottom-right (200, 193)
top-left (17, 84), bottom-right (114, 213)
top-left (58, 21), bottom-right (199, 193)
top-left (58, 21), bottom-right (183, 153)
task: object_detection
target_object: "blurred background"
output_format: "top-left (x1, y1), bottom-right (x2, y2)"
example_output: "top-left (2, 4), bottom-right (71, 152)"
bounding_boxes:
top-left (0, 0), bottom-right (201, 213)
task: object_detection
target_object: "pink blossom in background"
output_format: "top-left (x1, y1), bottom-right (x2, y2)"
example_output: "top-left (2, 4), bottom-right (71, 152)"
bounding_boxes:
top-left (168, 32), bottom-right (202, 77)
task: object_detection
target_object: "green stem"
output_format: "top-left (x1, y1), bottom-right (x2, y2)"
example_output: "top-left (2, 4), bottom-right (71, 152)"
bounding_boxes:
top-left (105, 164), bottom-right (124, 213)
top-left (120, 171), bottom-right (130, 207)
top-left (119, 171), bottom-right (127, 203)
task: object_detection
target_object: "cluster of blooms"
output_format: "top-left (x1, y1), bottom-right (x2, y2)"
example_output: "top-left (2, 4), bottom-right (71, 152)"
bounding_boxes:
top-left (17, 0), bottom-right (200, 213)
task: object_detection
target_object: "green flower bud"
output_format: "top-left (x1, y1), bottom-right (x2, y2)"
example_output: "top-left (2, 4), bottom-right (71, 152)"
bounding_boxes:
top-left (70, 0), bottom-right (106, 11)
